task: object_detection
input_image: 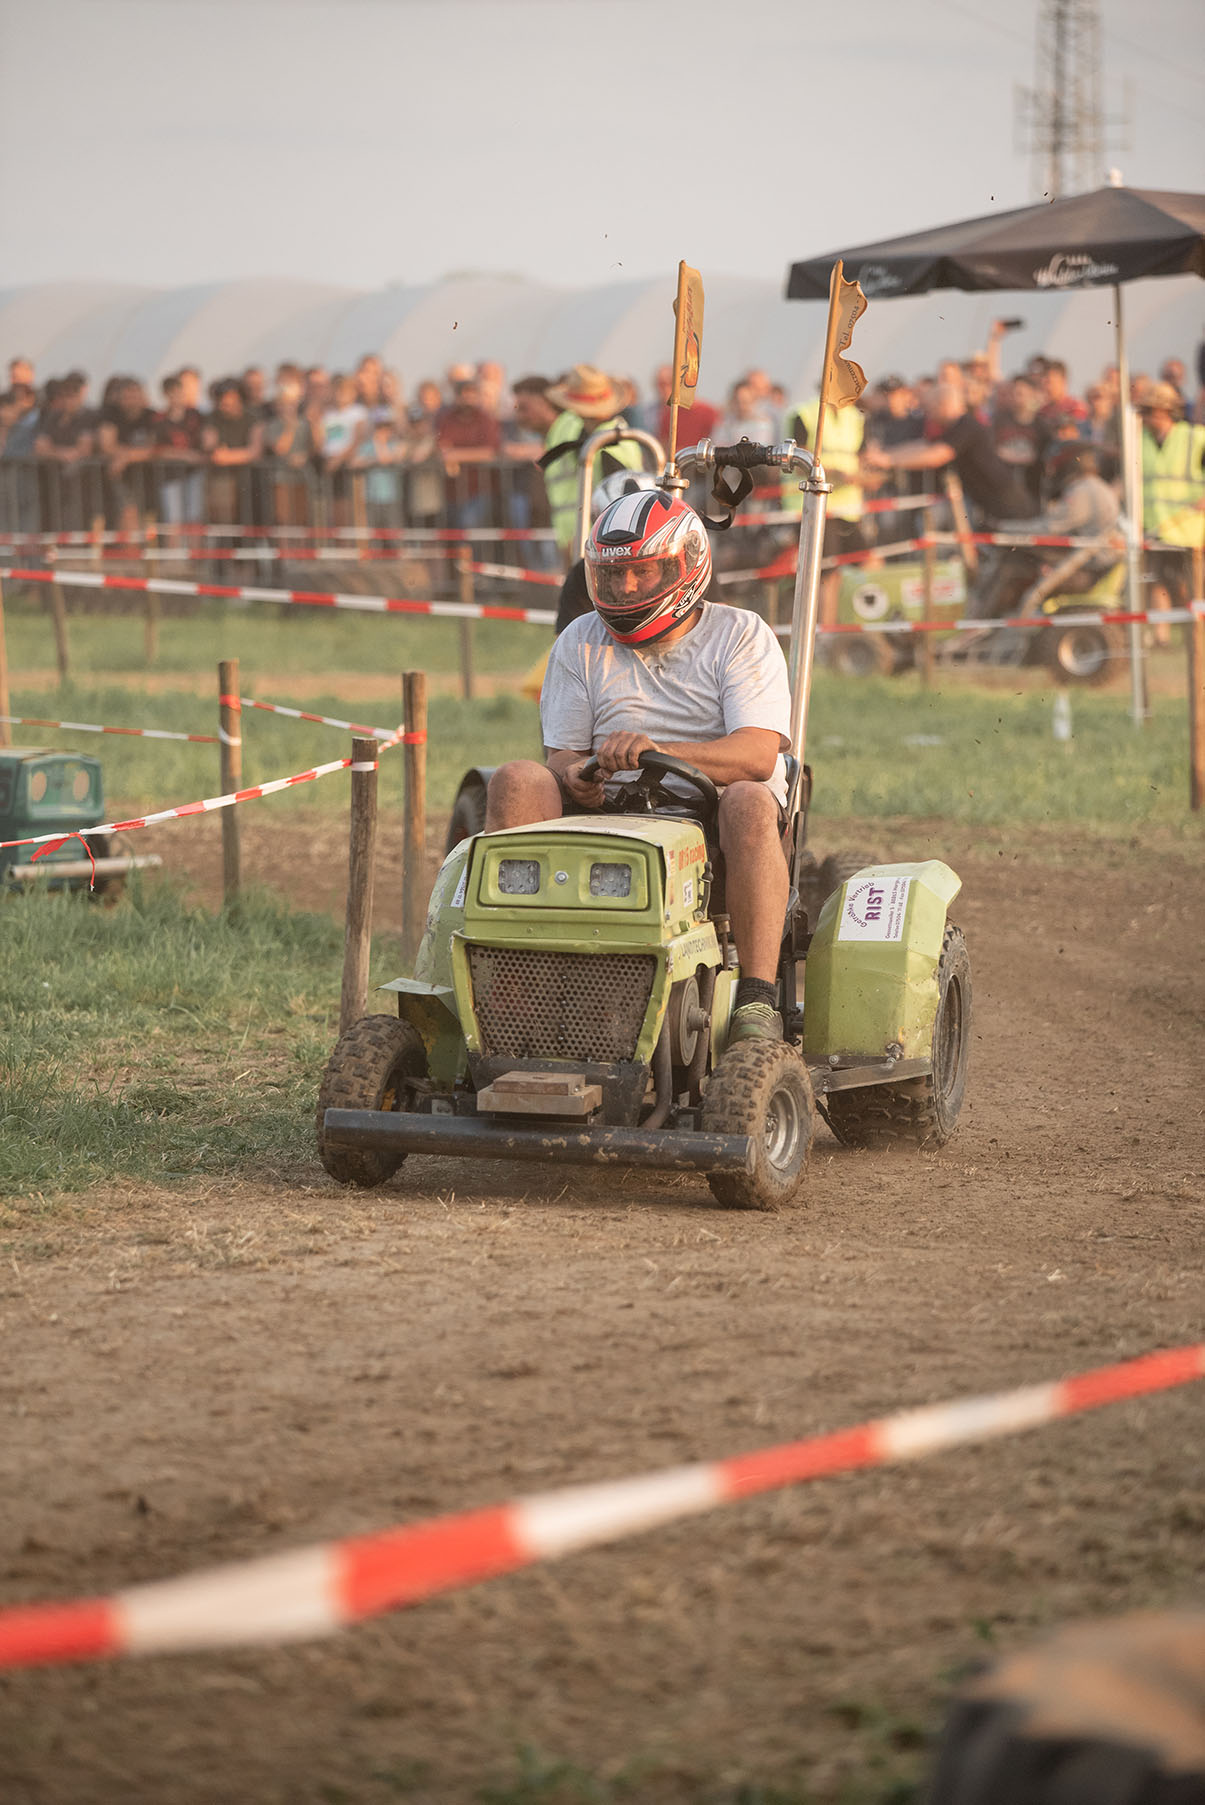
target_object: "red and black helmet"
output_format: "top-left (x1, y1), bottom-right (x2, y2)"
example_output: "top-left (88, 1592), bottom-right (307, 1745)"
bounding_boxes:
top-left (584, 488), bottom-right (711, 646)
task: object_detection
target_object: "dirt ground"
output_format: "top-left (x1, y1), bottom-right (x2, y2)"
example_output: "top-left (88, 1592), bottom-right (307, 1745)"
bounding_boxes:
top-left (1, 818), bottom-right (1203, 1804)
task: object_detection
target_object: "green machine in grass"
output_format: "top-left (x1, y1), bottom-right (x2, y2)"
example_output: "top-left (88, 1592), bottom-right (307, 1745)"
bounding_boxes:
top-left (0, 749), bottom-right (160, 896)
top-left (317, 419), bottom-right (972, 1209)
top-left (833, 555), bottom-right (1125, 686)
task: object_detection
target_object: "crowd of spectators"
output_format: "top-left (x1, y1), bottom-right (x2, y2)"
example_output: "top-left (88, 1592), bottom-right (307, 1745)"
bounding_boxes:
top-left (0, 333), bottom-right (1201, 545)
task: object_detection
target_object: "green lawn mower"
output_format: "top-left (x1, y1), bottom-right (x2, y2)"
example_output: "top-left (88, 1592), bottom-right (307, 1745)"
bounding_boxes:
top-left (317, 434), bottom-right (972, 1210)
top-left (0, 749), bottom-right (160, 897)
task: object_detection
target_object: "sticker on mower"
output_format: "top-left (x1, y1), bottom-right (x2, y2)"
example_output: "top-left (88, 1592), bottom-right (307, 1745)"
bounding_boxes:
top-left (452, 866), bottom-right (469, 909)
top-left (837, 875), bottom-right (912, 943)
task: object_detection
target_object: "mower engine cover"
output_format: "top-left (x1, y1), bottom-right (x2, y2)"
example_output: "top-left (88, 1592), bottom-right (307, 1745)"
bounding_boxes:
top-left (802, 860), bottom-right (962, 1063)
top-left (385, 816), bottom-right (721, 1125)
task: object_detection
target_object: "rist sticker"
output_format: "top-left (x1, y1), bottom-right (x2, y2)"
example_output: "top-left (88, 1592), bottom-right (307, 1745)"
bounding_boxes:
top-left (682, 877), bottom-right (694, 907)
top-left (837, 874), bottom-right (912, 943)
top-left (451, 865), bottom-right (469, 910)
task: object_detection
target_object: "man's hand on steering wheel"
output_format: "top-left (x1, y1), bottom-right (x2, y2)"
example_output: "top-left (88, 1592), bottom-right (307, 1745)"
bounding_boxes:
top-left (561, 758), bottom-right (607, 808)
top-left (595, 731), bottom-right (659, 778)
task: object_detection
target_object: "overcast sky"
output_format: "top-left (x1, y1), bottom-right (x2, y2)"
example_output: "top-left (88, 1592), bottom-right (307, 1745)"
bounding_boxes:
top-left (1, 0), bottom-right (1201, 294)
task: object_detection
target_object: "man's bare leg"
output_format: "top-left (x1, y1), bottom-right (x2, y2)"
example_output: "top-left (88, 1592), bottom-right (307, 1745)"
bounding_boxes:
top-left (484, 760), bottom-right (563, 831)
top-left (718, 782), bottom-right (788, 983)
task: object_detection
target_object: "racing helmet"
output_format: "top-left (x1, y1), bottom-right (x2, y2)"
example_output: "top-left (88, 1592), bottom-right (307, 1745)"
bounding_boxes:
top-left (590, 468), bottom-right (662, 520)
top-left (1044, 438), bottom-right (1098, 498)
top-left (584, 488), bottom-right (711, 646)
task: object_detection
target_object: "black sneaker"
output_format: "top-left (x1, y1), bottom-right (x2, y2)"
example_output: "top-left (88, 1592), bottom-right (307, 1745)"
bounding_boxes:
top-left (727, 1000), bottom-right (783, 1044)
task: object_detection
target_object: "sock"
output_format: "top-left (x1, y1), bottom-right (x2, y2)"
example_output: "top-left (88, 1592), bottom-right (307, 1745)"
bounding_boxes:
top-left (735, 977), bottom-right (778, 1012)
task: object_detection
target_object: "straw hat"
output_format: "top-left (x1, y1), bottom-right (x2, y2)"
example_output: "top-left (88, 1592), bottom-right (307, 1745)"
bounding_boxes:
top-left (1140, 380), bottom-right (1183, 416)
top-left (546, 364), bottom-right (622, 420)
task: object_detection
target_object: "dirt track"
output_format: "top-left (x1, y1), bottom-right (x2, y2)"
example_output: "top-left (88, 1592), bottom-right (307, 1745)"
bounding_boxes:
top-left (1, 822), bottom-right (1203, 1803)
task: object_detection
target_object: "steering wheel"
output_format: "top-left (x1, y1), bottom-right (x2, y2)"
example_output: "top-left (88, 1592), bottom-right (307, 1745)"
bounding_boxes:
top-left (579, 749), bottom-right (719, 824)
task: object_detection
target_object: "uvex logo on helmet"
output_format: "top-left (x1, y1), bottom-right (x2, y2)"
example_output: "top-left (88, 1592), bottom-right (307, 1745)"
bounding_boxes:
top-left (585, 490), bottom-right (712, 646)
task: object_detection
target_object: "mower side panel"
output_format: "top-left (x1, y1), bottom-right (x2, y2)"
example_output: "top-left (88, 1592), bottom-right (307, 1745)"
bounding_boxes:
top-left (802, 860), bottom-right (961, 1063)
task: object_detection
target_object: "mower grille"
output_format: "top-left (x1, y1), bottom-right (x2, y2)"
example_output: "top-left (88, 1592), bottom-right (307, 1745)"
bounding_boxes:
top-left (467, 947), bottom-right (656, 1062)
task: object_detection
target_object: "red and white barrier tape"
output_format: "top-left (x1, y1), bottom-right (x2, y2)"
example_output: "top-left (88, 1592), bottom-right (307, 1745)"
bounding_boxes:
top-left (0, 524), bottom-right (558, 548)
top-left (46, 544), bottom-right (455, 565)
top-left (716, 537), bottom-right (930, 585)
top-left (776, 602), bottom-right (1201, 641)
top-left (467, 560), bottom-right (562, 588)
top-left (0, 745), bottom-right (402, 853)
top-left (932, 529), bottom-right (1128, 551)
top-left (238, 698), bottom-right (405, 740)
top-left (0, 714), bottom-right (218, 745)
top-left (0, 1343), bottom-right (1197, 1670)
top-left (2, 567), bottom-right (557, 628)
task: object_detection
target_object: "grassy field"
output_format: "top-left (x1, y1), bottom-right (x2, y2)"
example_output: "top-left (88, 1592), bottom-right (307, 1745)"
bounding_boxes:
top-left (3, 593), bottom-right (1199, 828)
top-left (0, 882), bottom-right (366, 1197)
top-left (2, 594), bottom-right (1199, 1197)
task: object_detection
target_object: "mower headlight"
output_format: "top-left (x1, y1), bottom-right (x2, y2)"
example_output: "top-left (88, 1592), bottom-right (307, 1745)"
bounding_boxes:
top-left (589, 861), bottom-right (632, 898)
top-left (497, 858), bottom-right (541, 895)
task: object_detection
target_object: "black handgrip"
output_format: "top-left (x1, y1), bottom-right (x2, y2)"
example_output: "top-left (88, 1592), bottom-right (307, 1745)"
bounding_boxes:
top-left (711, 440), bottom-right (774, 470)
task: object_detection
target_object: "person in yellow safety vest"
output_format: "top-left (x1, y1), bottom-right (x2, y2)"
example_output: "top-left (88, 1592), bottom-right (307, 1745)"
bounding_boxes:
top-left (1139, 380), bottom-right (1205, 644)
top-left (781, 394), bottom-right (866, 627)
top-left (537, 365), bottom-right (645, 564)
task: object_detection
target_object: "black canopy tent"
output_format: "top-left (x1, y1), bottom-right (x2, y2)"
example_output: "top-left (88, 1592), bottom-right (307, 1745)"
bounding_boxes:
top-left (786, 184), bottom-right (1205, 722)
top-left (786, 186), bottom-right (1205, 299)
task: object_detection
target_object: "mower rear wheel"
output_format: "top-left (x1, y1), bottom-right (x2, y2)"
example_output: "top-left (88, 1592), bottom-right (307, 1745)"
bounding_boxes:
top-left (316, 1015), bottom-right (428, 1188)
top-left (825, 925), bottom-right (971, 1151)
top-left (702, 1041), bottom-right (814, 1211)
top-left (802, 849), bottom-right (877, 928)
top-left (825, 632), bottom-right (897, 678)
top-left (445, 782), bottom-right (487, 854)
top-left (1042, 615), bottom-right (1124, 686)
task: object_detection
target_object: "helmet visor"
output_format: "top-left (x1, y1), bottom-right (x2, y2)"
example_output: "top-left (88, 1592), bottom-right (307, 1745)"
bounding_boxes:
top-left (587, 551), bottom-right (684, 616)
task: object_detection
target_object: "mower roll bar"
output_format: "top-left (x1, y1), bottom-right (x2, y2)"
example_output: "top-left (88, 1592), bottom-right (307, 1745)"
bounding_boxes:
top-left (574, 425), bottom-right (668, 560)
top-left (678, 438), bottom-right (830, 900)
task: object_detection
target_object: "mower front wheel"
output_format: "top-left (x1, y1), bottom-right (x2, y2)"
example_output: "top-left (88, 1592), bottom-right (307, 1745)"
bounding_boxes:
top-left (316, 1015), bottom-right (428, 1188)
top-left (702, 1041), bottom-right (815, 1211)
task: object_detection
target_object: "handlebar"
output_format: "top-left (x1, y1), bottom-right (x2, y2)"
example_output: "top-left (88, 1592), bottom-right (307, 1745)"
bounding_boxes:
top-left (674, 438), bottom-right (816, 480)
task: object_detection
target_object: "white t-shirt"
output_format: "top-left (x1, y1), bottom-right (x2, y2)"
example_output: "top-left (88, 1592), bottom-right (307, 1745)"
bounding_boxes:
top-left (541, 603), bottom-right (792, 804)
top-left (321, 404), bottom-right (368, 456)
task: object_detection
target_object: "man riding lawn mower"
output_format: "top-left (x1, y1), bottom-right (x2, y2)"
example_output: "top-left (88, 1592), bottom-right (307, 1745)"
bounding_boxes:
top-left (318, 267), bottom-right (972, 1210)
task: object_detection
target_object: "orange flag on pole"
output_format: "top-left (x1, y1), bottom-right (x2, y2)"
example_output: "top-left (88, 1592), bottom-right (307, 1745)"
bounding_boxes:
top-left (667, 262), bottom-right (704, 463)
top-left (813, 259), bottom-right (868, 465)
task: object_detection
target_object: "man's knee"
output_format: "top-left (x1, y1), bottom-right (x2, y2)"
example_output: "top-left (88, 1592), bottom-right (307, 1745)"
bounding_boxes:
top-left (485, 760), bottom-right (562, 829)
top-left (718, 781), bottom-right (783, 852)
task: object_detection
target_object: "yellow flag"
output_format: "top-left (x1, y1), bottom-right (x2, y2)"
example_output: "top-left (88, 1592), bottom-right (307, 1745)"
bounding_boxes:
top-left (824, 260), bottom-right (868, 409)
top-left (670, 262), bottom-right (704, 408)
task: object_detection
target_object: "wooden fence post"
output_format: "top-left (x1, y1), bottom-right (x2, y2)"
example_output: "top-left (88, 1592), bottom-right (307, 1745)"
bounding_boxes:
top-left (919, 533), bottom-right (936, 687)
top-left (339, 736), bottom-right (379, 1031)
top-left (942, 470), bottom-right (978, 581)
top-left (90, 514), bottom-right (104, 569)
top-left (1190, 546), bottom-right (1205, 813)
top-left (218, 659), bottom-right (242, 905)
top-left (0, 577), bottom-right (10, 749)
top-left (46, 561), bottom-right (71, 685)
top-left (455, 549), bottom-right (476, 701)
top-left (144, 513), bottom-right (160, 666)
top-left (401, 669), bottom-right (428, 967)
top-left (763, 578), bottom-right (780, 632)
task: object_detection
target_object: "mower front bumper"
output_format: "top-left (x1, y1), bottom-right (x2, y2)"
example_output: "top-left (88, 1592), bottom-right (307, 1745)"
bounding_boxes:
top-left (322, 1109), bottom-right (753, 1174)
